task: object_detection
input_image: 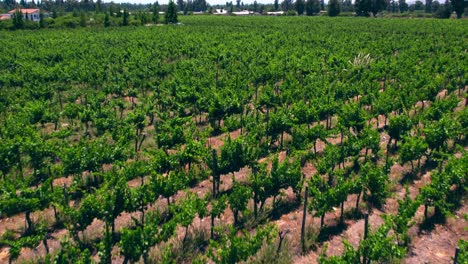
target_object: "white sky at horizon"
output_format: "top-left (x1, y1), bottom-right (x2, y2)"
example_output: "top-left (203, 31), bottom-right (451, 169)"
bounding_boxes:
top-left (105, 0), bottom-right (418, 6)
top-left (105, 0), bottom-right (302, 6)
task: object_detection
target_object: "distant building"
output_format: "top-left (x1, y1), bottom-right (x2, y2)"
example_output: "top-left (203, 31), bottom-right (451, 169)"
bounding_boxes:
top-left (0, 14), bottom-right (12, 20)
top-left (214, 9), bottom-right (228, 15)
top-left (7, 9), bottom-right (48, 22)
top-left (267, 11), bottom-right (284, 15)
top-left (232, 10), bottom-right (253, 15)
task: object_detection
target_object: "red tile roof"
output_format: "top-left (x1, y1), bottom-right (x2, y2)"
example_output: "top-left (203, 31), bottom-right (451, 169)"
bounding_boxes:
top-left (8, 9), bottom-right (40, 14)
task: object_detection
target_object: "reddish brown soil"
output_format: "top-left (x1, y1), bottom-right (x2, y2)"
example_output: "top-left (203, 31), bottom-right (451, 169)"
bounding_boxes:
top-left (2, 91), bottom-right (467, 264)
top-left (405, 203), bottom-right (468, 264)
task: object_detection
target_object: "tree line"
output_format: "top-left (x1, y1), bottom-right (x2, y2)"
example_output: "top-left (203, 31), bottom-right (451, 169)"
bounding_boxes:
top-left (1, 0), bottom-right (465, 20)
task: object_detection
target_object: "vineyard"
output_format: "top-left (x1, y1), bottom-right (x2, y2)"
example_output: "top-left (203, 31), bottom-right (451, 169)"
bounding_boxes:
top-left (0, 16), bottom-right (467, 263)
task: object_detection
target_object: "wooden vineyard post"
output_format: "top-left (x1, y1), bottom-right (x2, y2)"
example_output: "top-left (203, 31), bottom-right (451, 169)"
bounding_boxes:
top-left (277, 230), bottom-right (290, 255)
top-left (211, 214), bottom-right (215, 239)
top-left (301, 186), bottom-right (308, 254)
top-left (363, 213), bottom-right (369, 264)
top-left (364, 213), bottom-right (369, 239)
top-left (454, 247), bottom-right (459, 264)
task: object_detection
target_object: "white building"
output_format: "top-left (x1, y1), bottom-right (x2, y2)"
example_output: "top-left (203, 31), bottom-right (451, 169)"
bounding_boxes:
top-left (267, 11), bottom-right (284, 15)
top-left (7, 9), bottom-right (48, 22)
top-left (214, 8), bottom-right (228, 15)
top-left (0, 14), bottom-right (12, 20)
top-left (232, 10), bottom-right (253, 15)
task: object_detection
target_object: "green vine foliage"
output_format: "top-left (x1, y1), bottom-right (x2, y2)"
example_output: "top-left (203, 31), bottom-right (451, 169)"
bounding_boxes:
top-left (0, 16), bottom-right (465, 263)
top-left (319, 220), bottom-right (406, 264)
top-left (208, 224), bottom-right (276, 264)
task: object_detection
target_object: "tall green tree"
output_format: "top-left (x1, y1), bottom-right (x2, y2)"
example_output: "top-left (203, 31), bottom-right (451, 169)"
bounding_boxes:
top-left (435, 0), bottom-right (451, 18)
top-left (281, 0), bottom-right (294, 11)
top-left (39, 12), bottom-right (46, 28)
top-left (253, 0), bottom-right (259, 12)
top-left (305, 0), bottom-right (320, 15)
top-left (414, 0), bottom-right (425, 10)
top-left (451, 0), bottom-right (465, 18)
top-left (122, 8), bottom-right (129, 26)
top-left (109, 4), bottom-right (115, 16)
top-left (296, 0), bottom-right (305, 14)
top-left (152, 1), bottom-right (160, 23)
top-left (370, 0), bottom-right (387, 15)
top-left (12, 9), bottom-right (24, 29)
top-left (355, 0), bottom-right (371, 16)
top-left (431, 0), bottom-right (441, 12)
top-left (399, 0), bottom-right (409, 12)
top-left (104, 13), bottom-right (110, 27)
top-left (177, 0), bottom-right (185, 10)
top-left (165, 0), bottom-right (178, 24)
top-left (425, 0), bottom-right (433, 13)
top-left (328, 0), bottom-right (341, 16)
top-left (80, 11), bottom-right (86, 27)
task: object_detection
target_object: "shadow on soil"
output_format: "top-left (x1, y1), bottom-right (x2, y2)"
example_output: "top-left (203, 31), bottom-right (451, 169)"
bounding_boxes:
top-left (318, 222), bottom-right (348, 243)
